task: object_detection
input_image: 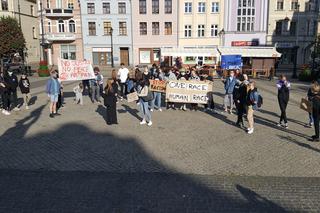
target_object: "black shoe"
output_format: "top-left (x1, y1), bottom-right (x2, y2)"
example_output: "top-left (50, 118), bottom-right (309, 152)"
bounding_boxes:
top-left (54, 112), bottom-right (61, 116)
top-left (310, 135), bottom-right (319, 142)
top-left (49, 113), bottom-right (54, 118)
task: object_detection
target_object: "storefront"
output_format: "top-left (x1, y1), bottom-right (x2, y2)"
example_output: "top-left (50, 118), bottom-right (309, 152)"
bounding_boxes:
top-left (139, 48), bottom-right (160, 65)
top-left (160, 47), bottom-right (219, 67)
top-left (92, 47), bottom-right (112, 66)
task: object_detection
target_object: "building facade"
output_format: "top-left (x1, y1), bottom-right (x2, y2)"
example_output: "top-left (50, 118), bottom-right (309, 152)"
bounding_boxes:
top-left (266, 0), bottom-right (319, 66)
top-left (132, 0), bottom-right (178, 65)
top-left (80, 0), bottom-right (132, 67)
top-left (39, 0), bottom-right (83, 66)
top-left (223, 0), bottom-right (269, 47)
top-left (0, 0), bottom-right (40, 65)
top-left (179, 0), bottom-right (224, 48)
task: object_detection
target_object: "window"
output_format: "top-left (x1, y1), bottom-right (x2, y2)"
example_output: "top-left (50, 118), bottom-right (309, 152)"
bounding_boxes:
top-left (165, 22), bottom-right (172, 35)
top-left (237, 0), bottom-right (255, 32)
top-left (58, 20), bottom-right (65, 33)
top-left (119, 22), bottom-right (127, 35)
top-left (118, 2), bottom-right (126, 14)
top-left (275, 21), bottom-right (282, 35)
top-left (152, 0), bottom-right (159, 14)
top-left (277, 0), bottom-right (284, 10)
top-left (61, 45), bottom-right (76, 60)
top-left (165, 0), bottom-right (172, 14)
top-left (32, 27), bottom-right (37, 39)
top-left (56, 0), bottom-right (62, 8)
top-left (46, 0), bottom-right (50, 8)
top-left (103, 22), bottom-right (112, 35)
top-left (69, 20), bottom-right (75, 33)
top-left (211, 24), bottom-right (218, 37)
top-left (102, 2), bottom-right (110, 14)
top-left (198, 2), bottom-right (205, 13)
top-left (289, 21), bottom-right (296, 35)
top-left (140, 22), bottom-right (147, 35)
top-left (152, 22), bottom-right (159, 35)
top-left (184, 25), bottom-right (191, 37)
top-left (185, 2), bottom-right (192, 13)
top-left (291, 0), bottom-right (299, 10)
top-left (1, 0), bottom-right (8, 11)
top-left (212, 2), bottom-right (219, 13)
top-left (139, 0), bottom-right (146, 14)
top-left (68, 0), bottom-right (74, 9)
top-left (87, 3), bottom-right (95, 14)
top-left (30, 5), bottom-right (34, 16)
top-left (306, 20), bottom-right (315, 36)
top-left (198, 25), bottom-right (205, 37)
top-left (88, 22), bottom-right (96, 36)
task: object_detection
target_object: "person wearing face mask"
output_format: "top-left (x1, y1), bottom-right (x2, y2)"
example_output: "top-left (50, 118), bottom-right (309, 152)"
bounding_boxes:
top-left (222, 70), bottom-right (237, 114)
top-left (4, 69), bottom-right (20, 112)
top-left (46, 71), bottom-right (61, 118)
top-left (19, 73), bottom-right (31, 110)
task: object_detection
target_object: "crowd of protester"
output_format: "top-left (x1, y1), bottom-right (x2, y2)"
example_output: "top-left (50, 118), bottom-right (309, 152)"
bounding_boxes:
top-left (1, 61), bottom-right (320, 141)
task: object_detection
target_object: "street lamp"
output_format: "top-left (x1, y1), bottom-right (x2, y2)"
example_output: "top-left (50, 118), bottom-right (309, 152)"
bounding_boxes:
top-left (40, 1), bottom-right (47, 61)
top-left (218, 28), bottom-right (225, 46)
top-left (292, 3), bottom-right (300, 79)
top-left (110, 27), bottom-right (114, 68)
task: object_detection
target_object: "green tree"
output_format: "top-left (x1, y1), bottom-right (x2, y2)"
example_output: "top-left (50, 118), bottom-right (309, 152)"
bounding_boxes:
top-left (0, 16), bottom-right (26, 57)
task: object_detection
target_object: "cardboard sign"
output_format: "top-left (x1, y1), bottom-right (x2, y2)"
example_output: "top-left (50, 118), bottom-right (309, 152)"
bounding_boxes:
top-left (127, 92), bottom-right (139, 103)
top-left (150, 80), bottom-right (166, 93)
top-left (58, 58), bottom-right (95, 81)
top-left (300, 98), bottom-right (312, 113)
top-left (165, 80), bottom-right (213, 104)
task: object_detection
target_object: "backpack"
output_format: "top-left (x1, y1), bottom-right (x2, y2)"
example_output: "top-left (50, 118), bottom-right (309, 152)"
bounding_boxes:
top-left (257, 93), bottom-right (263, 108)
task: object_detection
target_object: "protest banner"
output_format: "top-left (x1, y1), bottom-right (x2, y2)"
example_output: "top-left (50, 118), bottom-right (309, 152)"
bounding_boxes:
top-left (58, 58), bottom-right (95, 81)
top-left (127, 92), bottom-right (139, 103)
top-left (150, 80), bottom-right (166, 93)
top-left (165, 80), bottom-right (213, 104)
top-left (300, 98), bottom-right (312, 113)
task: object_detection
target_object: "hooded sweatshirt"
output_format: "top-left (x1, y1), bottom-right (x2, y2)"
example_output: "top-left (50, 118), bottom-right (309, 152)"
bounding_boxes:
top-left (19, 77), bottom-right (30, 94)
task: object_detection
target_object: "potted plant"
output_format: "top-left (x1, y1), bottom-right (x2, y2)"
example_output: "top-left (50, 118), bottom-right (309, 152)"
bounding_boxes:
top-left (38, 60), bottom-right (50, 77)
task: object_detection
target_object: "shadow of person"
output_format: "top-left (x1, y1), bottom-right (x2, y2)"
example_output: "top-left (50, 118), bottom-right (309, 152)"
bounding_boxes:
top-left (0, 118), bottom-right (287, 212)
top-left (236, 185), bottom-right (287, 212)
top-left (277, 135), bottom-right (320, 154)
top-left (28, 95), bottom-right (37, 106)
top-left (96, 104), bottom-right (107, 123)
top-left (121, 104), bottom-right (141, 121)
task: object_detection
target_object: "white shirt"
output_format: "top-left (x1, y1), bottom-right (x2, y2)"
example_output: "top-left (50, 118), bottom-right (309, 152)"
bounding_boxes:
top-left (118, 67), bottom-right (129, 83)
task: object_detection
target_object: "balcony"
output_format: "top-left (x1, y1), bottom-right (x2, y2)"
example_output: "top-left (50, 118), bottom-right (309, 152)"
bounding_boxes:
top-left (45, 8), bottom-right (73, 18)
top-left (44, 33), bottom-right (76, 42)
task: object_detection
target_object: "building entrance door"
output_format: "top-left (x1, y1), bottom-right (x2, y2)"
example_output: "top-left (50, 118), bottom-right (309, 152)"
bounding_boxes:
top-left (120, 48), bottom-right (129, 66)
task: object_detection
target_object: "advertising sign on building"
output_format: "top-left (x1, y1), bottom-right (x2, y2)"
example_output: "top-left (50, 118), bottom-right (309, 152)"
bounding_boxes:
top-left (221, 55), bottom-right (243, 70)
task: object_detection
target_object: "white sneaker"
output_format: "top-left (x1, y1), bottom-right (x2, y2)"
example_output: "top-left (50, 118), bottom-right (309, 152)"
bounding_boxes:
top-left (150, 109), bottom-right (154, 112)
top-left (140, 120), bottom-right (147, 125)
top-left (1, 109), bottom-right (5, 114)
top-left (147, 121), bottom-right (153, 126)
top-left (159, 108), bottom-right (162, 112)
top-left (4, 110), bottom-right (10, 115)
top-left (13, 107), bottom-right (20, 111)
top-left (247, 128), bottom-right (254, 134)
top-left (26, 106), bottom-right (30, 110)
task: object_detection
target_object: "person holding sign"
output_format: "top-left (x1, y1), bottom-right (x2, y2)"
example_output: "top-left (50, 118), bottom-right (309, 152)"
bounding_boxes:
top-left (190, 70), bottom-right (200, 111)
top-left (103, 79), bottom-right (118, 125)
top-left (164, 69), bottom-right (177, 110)
top-left (150, 68), bottom-right (164, 112)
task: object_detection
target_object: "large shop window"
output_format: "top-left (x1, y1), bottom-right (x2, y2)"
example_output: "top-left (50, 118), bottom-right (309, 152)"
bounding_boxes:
top-left (92, 52), bottom-right (111, 65)
top-left (61, 45), bottom-right (76, 60)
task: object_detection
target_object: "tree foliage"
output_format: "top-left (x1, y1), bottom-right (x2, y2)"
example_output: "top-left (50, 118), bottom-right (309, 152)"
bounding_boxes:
top-left (0, 16), bottom-right (26, 57)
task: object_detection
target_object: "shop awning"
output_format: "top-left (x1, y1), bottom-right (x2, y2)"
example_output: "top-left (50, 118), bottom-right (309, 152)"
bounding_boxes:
top-left (161, 47), bottom-right (219, 57)
top-left (218, 47), bottom-right (281, 58)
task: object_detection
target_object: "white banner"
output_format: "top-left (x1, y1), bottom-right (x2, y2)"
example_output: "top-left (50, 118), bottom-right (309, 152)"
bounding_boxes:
top-left (58, 58), bottom-right (95, 81)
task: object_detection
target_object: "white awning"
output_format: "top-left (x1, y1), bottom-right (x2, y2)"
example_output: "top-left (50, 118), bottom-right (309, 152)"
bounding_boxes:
top-left (161, 47), bottom-right (219, 57)
top-left (218, 47), bottom-right (281, 58)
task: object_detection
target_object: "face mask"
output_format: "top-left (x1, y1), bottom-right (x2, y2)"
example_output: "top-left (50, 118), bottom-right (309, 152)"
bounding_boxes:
top-left (8, 72), bottom-right (13, 76)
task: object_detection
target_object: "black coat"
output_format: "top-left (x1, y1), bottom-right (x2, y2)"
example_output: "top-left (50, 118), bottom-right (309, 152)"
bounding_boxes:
top-left (278, 84), bottom-right (289, 103)
top-left (19, 78), bottom-right (30, 94)
top-left (4, 74), bottom-right (18, 92)
top-left (103, 83), bottom-right (118, 107)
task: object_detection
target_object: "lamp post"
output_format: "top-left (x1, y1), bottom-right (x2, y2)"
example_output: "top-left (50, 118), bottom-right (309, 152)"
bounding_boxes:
top-left (292, 3), bottom-right (300, 79)
top-left (218, 28), bottom-right (225, 47)
top-left (17, 0), bottom-right (25, 71)
top-left (110, 27), bottom-right (114, 68)
top-left (40, 1), bottom-right (47, 61)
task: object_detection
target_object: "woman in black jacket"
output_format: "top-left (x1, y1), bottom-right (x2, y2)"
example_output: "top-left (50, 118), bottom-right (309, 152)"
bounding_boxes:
top-left (103, 79), bottom-right (118, 125)
top-left (233, 74), bottom-right (249, 127)
top-left (276, 75), bottom-right (290, 128)
top-left (311, 82), bottom-right (320, 142)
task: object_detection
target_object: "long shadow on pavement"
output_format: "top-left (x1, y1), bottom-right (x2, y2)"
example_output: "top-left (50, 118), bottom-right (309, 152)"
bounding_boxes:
top-left (0, 105), bottom-right (288, 212)
top-left (277, 135), bottom-right (320, 154)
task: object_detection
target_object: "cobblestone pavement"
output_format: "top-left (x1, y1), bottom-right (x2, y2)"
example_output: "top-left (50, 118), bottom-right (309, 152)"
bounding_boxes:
top-left (0, 77), bottom-right (320, 212)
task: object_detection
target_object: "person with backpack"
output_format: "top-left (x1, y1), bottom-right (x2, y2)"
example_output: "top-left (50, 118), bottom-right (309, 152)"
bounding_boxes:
top-left (222, 70), bottom-right (237, 114)
top-left (246, 80), bottom-right (260, 134)
top-left (310, 82), bottom-right (320, 142)
top-left (276, 75), bottom-right (290, 128)
top-left (233, 74), bottom-right (249, 128)
top-left (18, 73), bottom-right (31, 110)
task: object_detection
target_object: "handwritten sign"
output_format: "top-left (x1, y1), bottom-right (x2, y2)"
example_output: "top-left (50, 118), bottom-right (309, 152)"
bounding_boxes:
top-left (165, 80), bottom-right (213, 104)
top-left (150, 80), bottom-right (166, 93)
top-left (58, 58), bottom-right (95, 81)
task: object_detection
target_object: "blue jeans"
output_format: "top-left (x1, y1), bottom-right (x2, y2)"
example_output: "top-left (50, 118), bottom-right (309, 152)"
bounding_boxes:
top-left (91, 85), bottom-right (100, 102)
top-left (151, 92), bottom-right (161, 110)
top-left (127, 80), bottom-right (134, 93)
top-left (309, 113), bottom-right (314, 124)
top-left (139, 99), bottom-right (151, 122)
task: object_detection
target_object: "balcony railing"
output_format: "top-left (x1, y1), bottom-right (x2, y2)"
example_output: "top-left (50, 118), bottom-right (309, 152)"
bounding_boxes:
top-left (45, 8), bottom-right (73, 18)
top-left (44, 33), bottom-right (76, 41)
